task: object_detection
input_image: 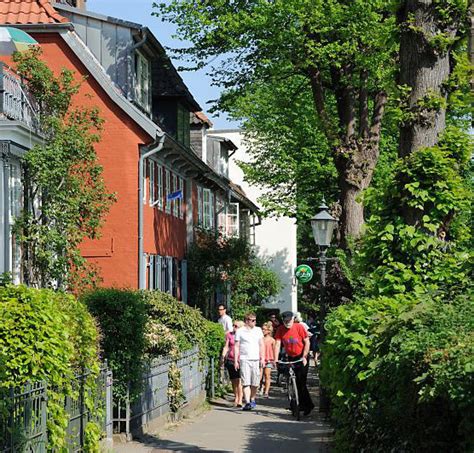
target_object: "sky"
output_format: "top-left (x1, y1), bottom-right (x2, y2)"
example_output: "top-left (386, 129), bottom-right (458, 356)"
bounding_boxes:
top-left (86, 0), bottom-right (239, 130)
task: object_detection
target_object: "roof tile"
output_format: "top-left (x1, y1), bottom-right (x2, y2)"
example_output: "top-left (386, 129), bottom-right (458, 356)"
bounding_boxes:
top-left (0, 0), bottom-right (68, 24)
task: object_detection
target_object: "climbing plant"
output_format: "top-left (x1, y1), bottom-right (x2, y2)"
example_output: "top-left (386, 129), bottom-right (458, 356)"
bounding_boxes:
top-left (12, 48), bottom-right (115, 291)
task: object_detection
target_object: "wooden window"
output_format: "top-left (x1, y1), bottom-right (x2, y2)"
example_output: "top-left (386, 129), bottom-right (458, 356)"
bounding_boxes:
top-left (178, 177), bottom-right (184, 219)
top-left (173, 173), bottom-right (178, 217)
top-left (226, 203), bottom-right (239, 237)
top-left (135, 51), bottom-right (151, 113)
top-left (165, 169), bottom-right (171, 214)
top-left (197, 185), bottom-right (203, 225)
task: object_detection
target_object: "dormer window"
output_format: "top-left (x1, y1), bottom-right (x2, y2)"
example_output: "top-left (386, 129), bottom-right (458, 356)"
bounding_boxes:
top-left (135, 51), bottom-right (151, 113)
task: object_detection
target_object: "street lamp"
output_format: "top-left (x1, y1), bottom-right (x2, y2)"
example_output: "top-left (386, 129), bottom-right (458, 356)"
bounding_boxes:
top-left (310, 200), bottom-right (337, 414)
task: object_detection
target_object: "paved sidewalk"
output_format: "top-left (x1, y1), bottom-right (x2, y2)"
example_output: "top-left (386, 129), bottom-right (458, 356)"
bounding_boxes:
top-left (114, 366), bottom-right (333, 452)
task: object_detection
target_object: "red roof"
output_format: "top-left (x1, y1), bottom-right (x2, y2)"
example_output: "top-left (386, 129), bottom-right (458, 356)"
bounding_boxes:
top-left (0, 0), bottom-right (68, 25)
top-left (192, 111), bottom-right (213, 128)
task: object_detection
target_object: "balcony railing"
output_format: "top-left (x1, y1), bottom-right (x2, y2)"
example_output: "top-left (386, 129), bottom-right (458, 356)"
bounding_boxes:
top-left (0, 62), bottom-right (40, 132)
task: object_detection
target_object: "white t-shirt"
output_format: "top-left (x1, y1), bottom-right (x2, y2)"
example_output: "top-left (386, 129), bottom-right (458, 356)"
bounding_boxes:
top-left (218, 314), bottom-right (233, 333)
top-left (235, 326), bottom-right (263, 360)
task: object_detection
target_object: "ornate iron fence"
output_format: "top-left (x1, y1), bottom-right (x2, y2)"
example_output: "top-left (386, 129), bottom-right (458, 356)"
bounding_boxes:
top-left (0, 62), bottom-right (40, 132)
top-left (0, 365), bottom-right (112, 452)
top-left (113, 346), bottom-right (206, 439)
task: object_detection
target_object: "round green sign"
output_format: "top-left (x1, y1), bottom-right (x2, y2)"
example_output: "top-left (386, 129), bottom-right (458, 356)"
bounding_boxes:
top-left (295, 264), bottom-right (313, 283)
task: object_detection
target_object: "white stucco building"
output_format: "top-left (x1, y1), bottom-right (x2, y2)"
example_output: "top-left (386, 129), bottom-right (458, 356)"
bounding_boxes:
top-left (211, 129), bottom-right (298, 314)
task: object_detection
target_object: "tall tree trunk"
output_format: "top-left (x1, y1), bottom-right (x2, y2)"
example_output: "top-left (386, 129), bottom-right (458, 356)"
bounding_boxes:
top-left (308, 66), bottom-right (387, 246)
top-left (335, 136), bottom-right (382, 247)
top-left (398, 0), bottom-right (456, 158)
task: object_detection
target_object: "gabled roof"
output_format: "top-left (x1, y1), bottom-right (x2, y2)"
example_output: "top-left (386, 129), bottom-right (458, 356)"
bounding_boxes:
top-left (0, 0), bottom-right (68, 25)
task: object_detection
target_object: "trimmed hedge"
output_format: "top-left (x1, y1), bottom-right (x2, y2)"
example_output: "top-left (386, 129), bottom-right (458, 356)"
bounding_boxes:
top-left (0, 285), bottom-right (101, 451)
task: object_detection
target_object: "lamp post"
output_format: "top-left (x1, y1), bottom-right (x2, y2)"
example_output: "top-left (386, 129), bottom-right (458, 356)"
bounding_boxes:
top-left (310, 200), bottom-right (337, 413)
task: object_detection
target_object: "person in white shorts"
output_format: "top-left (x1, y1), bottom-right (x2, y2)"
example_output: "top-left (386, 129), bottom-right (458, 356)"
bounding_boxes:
top-left (234, 312), bottom-right (264, 411)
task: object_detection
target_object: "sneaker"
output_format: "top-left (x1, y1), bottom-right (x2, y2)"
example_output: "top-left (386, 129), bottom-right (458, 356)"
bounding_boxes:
top-left (250, 400), bottom-right (257, 409)
top-left (242, 403), bottom-right (252, 411)
top-left (263, 394), bottom-right (269, 398)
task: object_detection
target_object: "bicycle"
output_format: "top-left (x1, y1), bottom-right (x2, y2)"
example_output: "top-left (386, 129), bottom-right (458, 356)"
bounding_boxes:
top-left (278, 359), bottom-right (303, 421)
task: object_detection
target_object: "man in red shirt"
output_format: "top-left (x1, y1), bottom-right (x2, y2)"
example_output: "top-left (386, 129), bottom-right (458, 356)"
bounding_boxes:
top-left (274, 311), bottom-right (314, 415)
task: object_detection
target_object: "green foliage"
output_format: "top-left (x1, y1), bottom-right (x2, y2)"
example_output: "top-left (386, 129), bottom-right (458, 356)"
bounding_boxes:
top-left (322, 288), bottom-right (474, 452)
top-left (83, 288), bottom-right (149, 402)
top-left (84, 421), bottom-right (102, 453)
top-left (154, 0), bottom-right (398, 244)
top-left (85, 288), bottom-right (225, 411)
top-left (12, 47), bottom-right (115, 290)
top-left (187, 230), bottom-right (281, 319)
top-left (357, 126), bottom-right (472, 296)
top-left (0, 285), bottom-right (101, 450)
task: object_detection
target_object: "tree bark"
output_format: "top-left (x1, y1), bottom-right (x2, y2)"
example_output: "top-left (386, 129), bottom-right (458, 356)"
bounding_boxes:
top-left (398, 0), bottom-right (455, 157)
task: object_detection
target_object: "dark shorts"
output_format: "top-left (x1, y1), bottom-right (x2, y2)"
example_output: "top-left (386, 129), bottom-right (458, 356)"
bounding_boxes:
top-left (225, 361), bottom-right (240, 380)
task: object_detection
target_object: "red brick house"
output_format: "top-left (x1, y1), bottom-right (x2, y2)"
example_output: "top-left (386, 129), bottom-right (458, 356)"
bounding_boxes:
top-left (0, 0), bottom-right (258, 301)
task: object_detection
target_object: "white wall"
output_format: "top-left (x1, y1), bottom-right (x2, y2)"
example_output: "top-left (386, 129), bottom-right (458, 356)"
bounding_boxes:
top-left (213, 129), bottom-right (298, 314)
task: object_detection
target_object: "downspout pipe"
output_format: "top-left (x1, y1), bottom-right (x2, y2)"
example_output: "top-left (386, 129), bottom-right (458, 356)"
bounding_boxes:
top-left (138, 133), bottom-right (165, 289)
top-left (128, 29), bottom-right (148, 99)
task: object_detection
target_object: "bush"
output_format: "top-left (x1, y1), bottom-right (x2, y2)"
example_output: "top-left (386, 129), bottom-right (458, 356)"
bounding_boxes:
top-left (83, 288), bottom-right (148, 402)
top-left (322, 288), bottom-right (474, 452)
top-left (85, 288), bottom-right (226, 410)
top-left (0, 285), bottom-right (100, 450)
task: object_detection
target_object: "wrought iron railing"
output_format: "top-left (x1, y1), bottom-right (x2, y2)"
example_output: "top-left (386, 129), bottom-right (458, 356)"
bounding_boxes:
top-left (0, 62), bottom-right (40, 132)
top-left (0, 365), bottom-right (112, 452)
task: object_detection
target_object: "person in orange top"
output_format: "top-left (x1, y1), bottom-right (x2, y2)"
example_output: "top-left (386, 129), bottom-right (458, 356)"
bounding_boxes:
top-left (259, 322), bottom-right (275, 398)
top-left (274, 311), bottom-right (314, 415)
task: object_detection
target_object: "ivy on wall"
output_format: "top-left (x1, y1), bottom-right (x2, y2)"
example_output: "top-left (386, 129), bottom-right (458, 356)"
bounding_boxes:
top-left (12, 48), bottom-right (115, 291)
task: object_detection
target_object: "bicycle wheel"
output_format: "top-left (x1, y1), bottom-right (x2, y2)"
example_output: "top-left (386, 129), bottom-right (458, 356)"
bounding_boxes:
top-left (288, 375), bottom-right (300, 421)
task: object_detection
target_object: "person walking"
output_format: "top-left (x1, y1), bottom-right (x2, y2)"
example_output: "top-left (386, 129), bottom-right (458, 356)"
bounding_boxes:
top-left (221, 320), bottom-right (244, 407)
top-left (234, 312), bottom-right (265, 411)
top-left (217, 304), bottom-right (233, 333)
top-left (260, 322), bottom-right (275, 398)
top-left (268, 312), bottom-right (281, 331)
top-left (274, 311), bottom-right (315, 416)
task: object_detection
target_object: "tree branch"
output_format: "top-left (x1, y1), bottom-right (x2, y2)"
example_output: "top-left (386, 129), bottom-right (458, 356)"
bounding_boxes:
top-left (307, 66), bottom-right (338, 143)
top-left (330, 65), bottom-right (356, 141)
top-left (359, 70), bottom-right (369, 138)
top-left (369, 91), bottom-right (388, 142)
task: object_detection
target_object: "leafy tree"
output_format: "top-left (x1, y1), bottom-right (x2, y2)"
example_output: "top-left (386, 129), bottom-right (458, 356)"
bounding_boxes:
top-left (154, 0), bottom-right (397, 246)
top-left (187, 230), bottom-right (281, 318)
top-left (12, 48), bottom-right (115, 290)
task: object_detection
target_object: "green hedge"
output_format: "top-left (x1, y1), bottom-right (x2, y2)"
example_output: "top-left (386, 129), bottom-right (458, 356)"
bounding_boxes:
top-left (83, 288), bottom-right (148, 401)
top-left (84, 289), bottom-right (225, 406)
top-left (322, 289), bottom-right (474, 452)
top-left (0, 285), bottom-right (101, 451)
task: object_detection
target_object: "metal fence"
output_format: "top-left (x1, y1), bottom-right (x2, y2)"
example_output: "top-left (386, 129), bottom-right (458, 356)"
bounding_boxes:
top-left (114, 346), bottom-right (206, 438)
top-left (0, 366), bottom-right (112, 453)
top-left (0, 62), bottom-right (40, 132)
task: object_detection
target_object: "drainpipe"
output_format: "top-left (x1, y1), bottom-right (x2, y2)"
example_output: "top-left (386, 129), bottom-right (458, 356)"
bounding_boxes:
top-left (138, 133), bottom-right (165, 289)
top-left (128, 29), bottom-right (147, 100)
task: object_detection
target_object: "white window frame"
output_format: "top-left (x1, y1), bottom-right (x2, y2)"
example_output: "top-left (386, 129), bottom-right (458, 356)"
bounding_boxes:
top-left (9, 162), bottom-right (22, 283)
top-left (136, 51), bottom-right (151, 113)
top-left (172, 173), bottom-right (178, 217)
top-left (203, 188), bottom-right (211, 229)
top-left (209, 192), bottom-right (215, 230)
top-left (226, 202), bottom-right (240, 237)
top-left (197, 185), bottom-right (203, 225)
top-left (165, 169), bottom-right (171, 214)
top-left (148, 159), bottom-right (155, 206)
top-left (178, 177), bottom-right (184, 219)
top-left (156, 164), bottom-right (163, 210)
